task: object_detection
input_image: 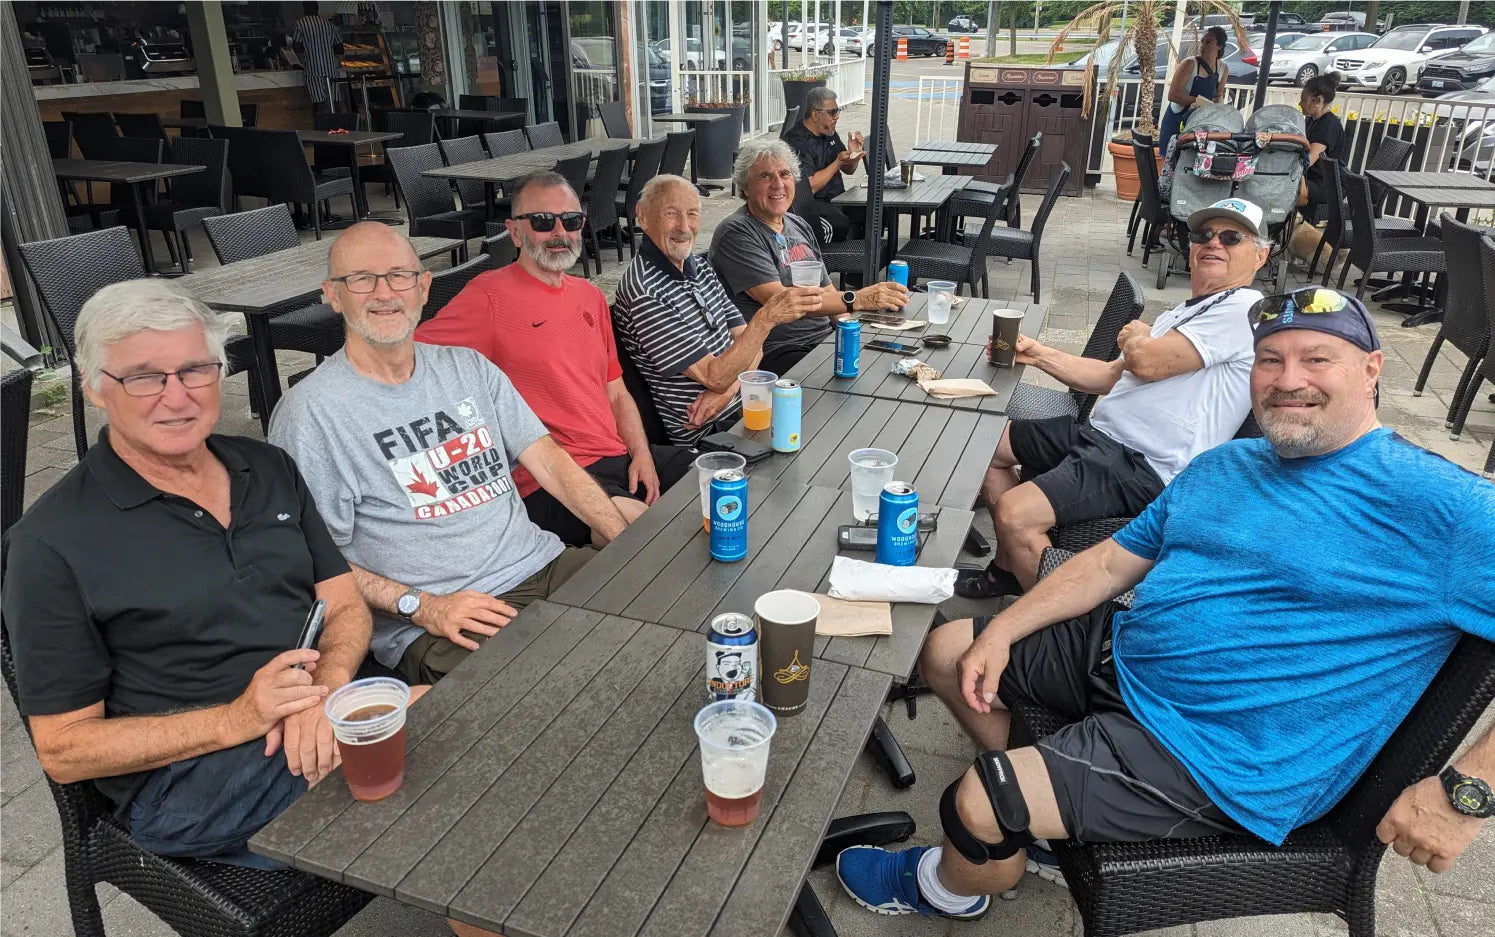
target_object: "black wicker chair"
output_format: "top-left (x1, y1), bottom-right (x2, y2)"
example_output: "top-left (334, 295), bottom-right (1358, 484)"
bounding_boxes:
top-left (1477, 235), bottom-right (1495, 477)
top-left (581, 146), bottom-right (630, 271)
top-left (554, 152), bottom-right (592, 203)
top-left (1, 369), bottom-right (35, 536)
top-left (44, 119), bottom-right (73, 159)
top-left (482, 128), bottom-right (530, 158)
top-left (480, 230), bottom-right (520, 269)
top-left (1124, 130), bottom-right (1153, 249)
top-left (437, 134), bottom-right (493, 218)
top-left (989, 161), bottom-right (1068, 302)
top-left (616, 137), bottom-right (668, 258)
top-left (1412, 215), bottom-right (1489, 440)
top-left (660, 130), bottom-right (695, 179)
top-left (1014, 547), bottom-right (1495, 937)
top-left (139, 136), bottom-right (230, 273)
top-left (600, 100), bottom-right (632, 139)
top-left (360, 110), bottom-right (436, 210)
top-left (1338, 169), bottom-right (1444, 301)
top-left (525, 121), bottom-right (565, 149)
top-left (61, 110), bottom-right (118, 159)
top-left (385, 142), bottom-right (485, 260)
top-left (114, 111), bottom-right (167, 141)
top-left (1311, 159), bottom-right (1421, 285)
top-left (611, 309), bottom-right (673, 446)
top-left (965, 131), bottom-right (1040, 229)
top-left (1130, 139), bottom-right (1170, 266)
top-left (895, 188), bottom-right (1005, 297)
top-left (420, 251), bottom-right (505, 323)
top-left (1006, 273), bottom-right (1144, 423)
top-left (1364, 136), bottom-right (1417, 220)
top-left (207, 126), bottom-right (356, 239)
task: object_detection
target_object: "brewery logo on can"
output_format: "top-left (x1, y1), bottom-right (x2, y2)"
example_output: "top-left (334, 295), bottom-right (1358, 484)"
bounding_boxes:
top-left (706, 613), bottom-right (759, 701)
top-left (771, 379), bottom-right (802, 452)
top-left (834, 319), bottom-right (861, 378)
top-left (709, 469), bottom-right (748, 562)
top-left (875, 481), bottom-right (919, 566)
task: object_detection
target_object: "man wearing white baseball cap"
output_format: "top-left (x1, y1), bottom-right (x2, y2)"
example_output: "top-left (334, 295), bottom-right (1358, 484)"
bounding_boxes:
top-left (961, 198), bottom-right (1270, 597)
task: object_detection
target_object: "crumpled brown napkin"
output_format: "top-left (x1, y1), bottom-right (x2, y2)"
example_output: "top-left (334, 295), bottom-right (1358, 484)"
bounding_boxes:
top-left (811, 594), bottom-right (893, 637)
top-left (918, 377), bottom-right (997, 398)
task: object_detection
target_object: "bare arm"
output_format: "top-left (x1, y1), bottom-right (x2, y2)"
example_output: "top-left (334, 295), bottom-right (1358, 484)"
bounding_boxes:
top-left (519, 435), bottom-right (628, 543)
top-left (306, 572), bottom-right (370, 689)
top-left (1306, 142), bottom-right (1327, 169)
top-left (1167, 59), bottom-right (1197, 106)
top-left (745, 278), bottom-right (909, 320)
top-left (1118, 323), bottom-right (1207, 382)
top-left (606, 378), bottom-right (652, 463)
top-left (1215, 63), bottom-right (1228, 101)
top-left (1378, 726), bottom-right (1495, 873)
top-left (1019, 335), bottom-right (1126, 395)
top-left (683, 320), bottom-right (773, 393)
top-left (808, 160), bottom-right (842, 194)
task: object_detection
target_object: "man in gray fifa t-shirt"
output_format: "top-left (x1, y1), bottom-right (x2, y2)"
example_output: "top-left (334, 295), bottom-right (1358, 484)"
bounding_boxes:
top-left (270, 223), bottom-right (630, 684)
top-left (708, 138), bottom-right (909, 376)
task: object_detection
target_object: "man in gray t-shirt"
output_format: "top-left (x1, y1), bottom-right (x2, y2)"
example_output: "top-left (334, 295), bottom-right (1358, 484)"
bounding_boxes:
top-left (269, 223), bottom-right (630, 683)
top-left (708, 138), bottom-right (909, 376)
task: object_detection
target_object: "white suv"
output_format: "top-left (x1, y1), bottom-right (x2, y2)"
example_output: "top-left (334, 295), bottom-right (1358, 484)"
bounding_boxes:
top-left (1334, 23), bottom-right (1487, 94)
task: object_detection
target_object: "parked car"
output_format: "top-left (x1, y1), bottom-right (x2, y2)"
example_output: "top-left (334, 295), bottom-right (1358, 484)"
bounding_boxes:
top-left (1268, 31), bottom-right (1378, 85)
top-left (948, 15), bottom-right (979, 32)
top-left (833, 26), bottom-right (873, 57)
top-left (1418, 30), bottom-right (1495, 95)
top-left (652, 37), bottom-right (715, 70)
top-left (1418, 75), bottom-right (1495, 172)
top-left (1127, 38), bottom-right (1260, 85)
top-left (1273, 12), bottom-right (1319, 33)
top-left (873, 25), bottom-right (950, 58)
top-left (1248, 32), bottom-right (1309, 53)
top-left (1321, 12), bottom-right (1389, 34)
top-left (1334, 23), bottom-right (1487, 95)
top-left (646, 43), bottom-right (670, 113)
top-left (788, 22), bottom-right (833, 51)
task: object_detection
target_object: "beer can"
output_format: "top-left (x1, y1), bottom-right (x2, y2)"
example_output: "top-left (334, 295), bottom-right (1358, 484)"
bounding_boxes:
top-left (706, 613), bottom-right (759, 701)
top-left (887, 260), bottom-right (909, 287)
top-left (875, 482), bottom-right (919, 566)
top-left (708, 469), bottom-right (748, 562)
top-left (834, 319), bottom-right (861, 378)
top-left (771, 379), bottom-right (802, 452)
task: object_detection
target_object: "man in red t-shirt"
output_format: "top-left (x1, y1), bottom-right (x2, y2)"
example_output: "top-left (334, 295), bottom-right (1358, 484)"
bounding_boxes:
top-left (416, 171), bottom-right (695, 546)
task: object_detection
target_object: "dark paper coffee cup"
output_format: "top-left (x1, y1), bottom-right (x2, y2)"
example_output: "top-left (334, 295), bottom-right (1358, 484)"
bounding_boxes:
top-left (755, 590), bottom-right (818, 716)
top-left (900, 160), bottom-right (914, 186)
top-left (989, 309), bottom-right (1024, 368)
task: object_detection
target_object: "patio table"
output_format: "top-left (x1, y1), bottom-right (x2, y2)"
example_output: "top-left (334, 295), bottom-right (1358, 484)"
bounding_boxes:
top-left (52, 158), bottom-right (205, 272)
top-left (1361, 175), bottom-right (1495, 326)
top-left (423, 138), bottom-right (641, 220)
top-left (1365, 170), bottom-right (1495, 190)
top-left (833, 173), bottom-right (973, 263)
top-left (251, 598), bottom-right (892, 937)
top-left (176, 235), bottom-right (458, 430)
top-left (548, 478), bottom-right (973, 679)
top-left (906, 140), bottom-right (997, 173)
top-left (297, 130), bottom-right (405, 218)
top-left (432, 108), bottom-right (526, 133)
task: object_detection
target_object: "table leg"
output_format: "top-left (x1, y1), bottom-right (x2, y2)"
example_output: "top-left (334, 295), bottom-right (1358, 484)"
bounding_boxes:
top-left (485, 182), bottom-right (496, 222)
top-left (246, 314), bottom-right (281, 432)
top-left (350, 149), bottom-right (368, 218)
top-left (788, 884), bottom-right (837, 937)
top-left (131, 184), bottom-right (157, 272)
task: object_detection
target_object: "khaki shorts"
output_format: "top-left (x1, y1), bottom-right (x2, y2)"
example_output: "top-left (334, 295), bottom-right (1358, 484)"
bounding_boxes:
top-left (396, 546), bottom-right (596, 684)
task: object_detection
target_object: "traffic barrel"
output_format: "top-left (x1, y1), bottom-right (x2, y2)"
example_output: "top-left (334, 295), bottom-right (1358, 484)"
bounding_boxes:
top-left (958, 36), bottom-right (970, 58)
top-left (945, 40), bottom-right (955, 65)
top-left (896, 37), bottom-right (908, 61)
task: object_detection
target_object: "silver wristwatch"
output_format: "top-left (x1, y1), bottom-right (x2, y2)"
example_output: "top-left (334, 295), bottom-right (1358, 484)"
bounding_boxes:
top-left (842, 289), bottom-right (857, 309)
top-left (396, 587), bottom-right (423, 620)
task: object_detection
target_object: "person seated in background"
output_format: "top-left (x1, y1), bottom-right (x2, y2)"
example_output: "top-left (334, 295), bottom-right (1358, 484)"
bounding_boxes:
top-left (1298, 71), bottom-right (1347, 222)
top-left (613, 173), bottom-right (822, 445)
top-left (269, 222), bottom-right (627, 686)
top-left (416, 171), bottom-right (695, 545)
top-left (708, 138), bottom-right (908, 376)
top-left (960, 198), bottom-right (1265, 598)
top-left (841, 288), bottom-right (1495, 920)
top-left (781, 86), bottom-right (866, 244)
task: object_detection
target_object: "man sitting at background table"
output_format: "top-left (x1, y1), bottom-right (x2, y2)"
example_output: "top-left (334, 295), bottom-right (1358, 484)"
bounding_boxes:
top-left (613, 173), bottom-right (822, 445)
top-left (708, 138), bottom-right (908, 376)
top-left (269, 222), bottom-right (627, 686)
top-left (416, 171), bottom-right (696, 546)
top-left (781, 86), bottom-right (866, 244)
top-left (959, 198), bottom-right (1265, 598)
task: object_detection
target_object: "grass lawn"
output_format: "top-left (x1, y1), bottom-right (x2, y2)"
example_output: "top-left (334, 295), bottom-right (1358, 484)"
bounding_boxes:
top-left (971, 50), bottom-right (1087, 65)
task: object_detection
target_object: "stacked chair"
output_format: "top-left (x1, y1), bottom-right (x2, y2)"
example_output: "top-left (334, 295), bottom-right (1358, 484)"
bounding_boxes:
top-left (1337, 169), bottom-right (1444, 301)
top-left (385, 142), bottom-right (485, 261)
top-left (525, 122), bottom-right (565, 149)
top-left (1413, 215), bottom-right (1492, 440)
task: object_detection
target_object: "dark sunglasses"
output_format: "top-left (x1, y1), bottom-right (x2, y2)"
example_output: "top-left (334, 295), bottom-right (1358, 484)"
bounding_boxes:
top-left (1251, 287), bottom-right (1353, 323)
top-left (1188, 228), bottom-right (1249, 246)
top-left (515, 211), bottom-right (586, 232)
top-left (819, 106), bottom-right (843, 117)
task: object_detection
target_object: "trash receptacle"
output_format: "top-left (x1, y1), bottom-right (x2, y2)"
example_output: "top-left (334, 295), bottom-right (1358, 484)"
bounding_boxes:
top-left (958, 64), bottom-right (1091, 197)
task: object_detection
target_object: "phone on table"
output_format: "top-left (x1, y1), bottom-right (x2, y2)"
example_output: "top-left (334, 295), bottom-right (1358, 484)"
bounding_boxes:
top-left (838, 525), bottom-right (879, 551)
top-left (863, 512), bottom-right (939, 533)
top-left (865, 339), bottom-right (920, 355)
top-left (697, 432), bottom-right (773, 465)
top-left (293, 599), bottom-right (326, 669)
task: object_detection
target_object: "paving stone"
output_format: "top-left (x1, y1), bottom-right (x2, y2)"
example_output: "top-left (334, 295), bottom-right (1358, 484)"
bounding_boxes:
top-left (0, 847), bottom-right (92, 937)
top-left (1424, 892), bottom-right (1495, 937)
top-left (97, 893), bottom-right (177, 937)
top-left (1197, 913), bottom-right (1316, 937)
top-left (1373, 850), bottom-right (1440, 937)
top-left (0, 722), bottom-right (43, 806)
top-left (0, 776), bottom-right (62, 868)
top-left (1411, 820), bottom-right (1495, 901)
top-left (0, 860), bottom-right (25, 890)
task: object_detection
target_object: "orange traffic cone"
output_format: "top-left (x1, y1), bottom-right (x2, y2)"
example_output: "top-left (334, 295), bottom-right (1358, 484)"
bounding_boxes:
top-left (945, 40), bottom-right (955, 65)
top-left (958, 36), bottom-right (970, 58)
top-left (896, 37), bottom-right (908, 61)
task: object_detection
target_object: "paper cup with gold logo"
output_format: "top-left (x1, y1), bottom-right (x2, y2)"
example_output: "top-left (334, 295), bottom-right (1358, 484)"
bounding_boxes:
top-left (754, 590), bottom-right (818, 716)
top-left (989, 309), bottom-right (1024, 367)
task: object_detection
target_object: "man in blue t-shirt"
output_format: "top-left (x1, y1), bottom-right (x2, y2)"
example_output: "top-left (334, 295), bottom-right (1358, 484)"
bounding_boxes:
top-left (837, 289), bottom-right (1495, 921)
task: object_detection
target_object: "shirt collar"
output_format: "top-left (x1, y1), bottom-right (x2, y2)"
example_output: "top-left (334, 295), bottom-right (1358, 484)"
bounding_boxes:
top-left (640, 235), bottom-right (699, 280)
top-left (87, 429), bottom-right (250, 510)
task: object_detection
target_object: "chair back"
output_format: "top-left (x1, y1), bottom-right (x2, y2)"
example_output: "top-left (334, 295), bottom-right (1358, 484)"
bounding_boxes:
top-left (1480, 236), bottom-right (1495, 386)
top-left (554, 153), bottom-right (592, 202)
top-left (1321, 157), bottom-right (1346, 245)
top-left (779, 106), bottom-right (800, 138)
top-left (114, 112), bottom-right (166, 140)
top-left (526, 122), bottom-right (565, 149)
top-left (586, 146), bottom-right (629, 233)
top-left (61, 111), bottom-right (118, 159)
top-left (1, 369), bottom-right (35, 535)
top-left (482, 129), bottom-right (529, 158)
top-left (661, 130), bottom-right (694, 178)
top-left (385, 142), bottom-right (459, 221)
top-left (422, 252), bottom-right (497, 322)
top-left (1341, 168), bottom-right (1378, 270)
top-left (600, 100), bottom-right (631, 138)
top-left (208, 125), bottom-right (295, 202)
top-left (1005, 132), bottom-right (1042, 223)
top-left (16, 226), bottom-right (145, 359)
top-left (1027, 160), bottom-right (1069, 251)
top-left (312, 112), bottom-right (360, 174)
top-left (1434, 215), bottom-right (1491, 361)
top-left (166, 136), bottom-right (231, 211)
top-left (948, 188), bottom-right (1005, 272)
top-left (491, 96), bottom-right (528, 115)
top-left (107, 136), bottom-right (163, 165)
top-left (201, 204), bottom-right (300, 264)
top-left (610, 309), bottom-right (673, 446)
top-left (1365, 136), bottom-right (1414, 212)
top-left (43, 120), bottom-right (72, 159)
top-left (385, 109), bottom-right (436, 149)
top-left (1233, 410), bottom-right (1263, 439)
top-left (481, 230), bottom-right (519, 268)
top-left (458, 94), bottom-right (492, 111)
top-left (1075, 272), bottom-right (1145, 422)
top-left (180, 99), bottom-right (206, 119)
top-left (621, 138), bottom-right (668, 216)
top-left (1132, 138), bottom-right (1165, 226)
top-left (437, 135), bottom-right (488, 211)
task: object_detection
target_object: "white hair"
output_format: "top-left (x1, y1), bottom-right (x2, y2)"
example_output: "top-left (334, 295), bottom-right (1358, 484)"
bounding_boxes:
top-left (732, 139), bottom-right (801, 196)
top-left (75, 279), bottom-right (231, 390)
top-left (636, 173), bottom-right (697, 216)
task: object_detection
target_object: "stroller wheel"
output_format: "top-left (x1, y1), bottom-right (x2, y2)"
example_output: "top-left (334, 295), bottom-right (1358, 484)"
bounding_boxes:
top-left (1156, 254), bottom-right (1171, 291)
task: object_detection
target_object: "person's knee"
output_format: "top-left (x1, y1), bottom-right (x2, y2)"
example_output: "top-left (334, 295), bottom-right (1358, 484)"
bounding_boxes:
top-left (955, 767), bottom-right (1006, 844)
top-left (991, 425), bottom-right (1019, 468)
top-left (919, 619), bottom-right (972, 687)
top-left (611, 496), bottom-right (648, 523)
top-left (995, 485), bottom-right (1053, 536)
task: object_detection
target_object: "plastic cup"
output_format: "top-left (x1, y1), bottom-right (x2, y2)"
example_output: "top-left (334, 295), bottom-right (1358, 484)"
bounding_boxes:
top-left (926, 280), bottom-right (956, 325)
top-left (739, 370), bottom-right (777, 433)
top-left (789, 260), bottom-right (823, 287)
top-left (326, 677), bottom-right (410, 802)
top-left (695, 451), bottom-right (746, 531)
top-left (848, 448), bottom-right (898, 521)
top-left (695, 699), bottom-right (777, 827)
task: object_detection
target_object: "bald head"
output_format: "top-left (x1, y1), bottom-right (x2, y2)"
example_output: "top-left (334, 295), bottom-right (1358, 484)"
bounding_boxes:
top-left (636, 173), bottom-right (701, 269)
top-left (322, 221), bottom-right (431, 350)
top-left (328, 221), bottom-right (422, 278)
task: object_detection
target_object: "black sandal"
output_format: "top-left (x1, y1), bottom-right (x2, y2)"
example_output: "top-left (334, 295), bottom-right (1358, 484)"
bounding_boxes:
top-left (954, 561), bottom-right (1023, 599)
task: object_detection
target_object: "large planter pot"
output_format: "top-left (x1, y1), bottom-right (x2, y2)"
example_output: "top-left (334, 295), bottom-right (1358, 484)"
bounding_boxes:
top-left (1109, 141), bottom-right (1163, 202)
top-left (685, 105), bottom-right (745, 180)
top-left (781, 78), bottom-right (827, 122)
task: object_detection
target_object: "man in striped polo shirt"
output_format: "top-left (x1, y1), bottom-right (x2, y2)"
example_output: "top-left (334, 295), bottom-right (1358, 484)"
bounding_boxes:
top-left (614, 174), bottom-right (822, 445)
top-left (291, 2), bottom-right (343, 113)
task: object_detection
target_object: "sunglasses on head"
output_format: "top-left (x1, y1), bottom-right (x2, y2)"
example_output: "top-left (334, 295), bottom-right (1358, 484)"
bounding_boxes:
top-left (1188, 228), bottom-right (1249, 246)
top-left (1251, 287), bottom-right (1354, 323)
top-left (515, 211), bottom-right (586, 232)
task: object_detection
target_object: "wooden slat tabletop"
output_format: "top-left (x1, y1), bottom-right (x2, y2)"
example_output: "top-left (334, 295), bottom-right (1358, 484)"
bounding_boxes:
top-left (1367, 170), bottom-right (1495, 191)
top-left (297, 130), bottom-right (405, 146)
top-left (834, 172), bottom-right (972, 210)
top-left (424, 138), bottom-right (640, 183)
top-left (251, 600), bottom-right (892, 937)
top-left (434, 108), bottom-right (527, 122)
top-left (906, 148), bottom-right (993, 168)
top-left (51, 158), bottom-right (205, 185)
top-left (1393, 186), bottom-right (1495, 210)
top-left (176, 236), bottom-right (459, 314)
top-left (548, 478), bottom-right (973, 678)
top-left (914, 140), bottom-right (998, 155)
top-left (729, 387), bottom-right (1004, 509)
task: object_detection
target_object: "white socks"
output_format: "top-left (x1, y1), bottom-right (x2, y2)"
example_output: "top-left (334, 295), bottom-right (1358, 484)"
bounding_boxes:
top-left (916, 846), bottom-right (981, 913)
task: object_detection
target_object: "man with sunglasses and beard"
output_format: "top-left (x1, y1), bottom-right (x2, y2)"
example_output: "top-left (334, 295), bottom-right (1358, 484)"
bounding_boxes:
top-left (961, 198), bottom-right (1266, 599)
top-left (781, 86), bottom-right (866, 244)
top-left (416, 172), bottom-right (696, 548)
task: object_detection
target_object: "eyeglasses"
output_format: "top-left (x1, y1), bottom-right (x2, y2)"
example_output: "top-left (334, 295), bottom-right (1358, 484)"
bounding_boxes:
top-left (514, 211), bottom-right (586, 232)
top-left (1188, 228), bottom-right (1249, 247)
top-left (330, 270), bottom-right (421, 293)
top-left (100, 363), bottom-right (223, 397)
top-left (1251, 287), bottom-right (1354, 323)
top-left (818, 106), bottom-right (843, 117)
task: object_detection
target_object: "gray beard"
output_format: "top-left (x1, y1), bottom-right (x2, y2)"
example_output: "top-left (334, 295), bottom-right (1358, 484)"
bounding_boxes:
top-left (531, 240), bottom-right (582, 272)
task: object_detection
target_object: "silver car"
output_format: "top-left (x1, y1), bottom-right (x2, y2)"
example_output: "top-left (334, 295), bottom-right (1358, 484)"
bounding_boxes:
top-left (1268, 31), bottom-right (1378, 85)
top-left (1418, 75), bottom-right (1495, 174)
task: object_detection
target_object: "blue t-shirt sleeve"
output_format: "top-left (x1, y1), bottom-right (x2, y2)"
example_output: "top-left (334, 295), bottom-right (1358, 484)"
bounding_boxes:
top-left (1445, 476), bottom-right (1495, 641)
top-left (1112, 478), bottom-right (1175, 560)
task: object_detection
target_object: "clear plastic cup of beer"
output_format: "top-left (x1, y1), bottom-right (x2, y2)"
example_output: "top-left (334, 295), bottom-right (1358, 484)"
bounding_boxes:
top-left (325, 677), bottom-right (411, 802)
top-left (694, 698), bottom-right (777, 827)
top-left (694, 451), bottom-right (747, 531)
top-left (738, 370), bottom-right (778, 432)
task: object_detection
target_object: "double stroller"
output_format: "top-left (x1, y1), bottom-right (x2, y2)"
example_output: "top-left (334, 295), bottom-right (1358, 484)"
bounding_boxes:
top-left (1154, 103), bottom-right (1310, 293)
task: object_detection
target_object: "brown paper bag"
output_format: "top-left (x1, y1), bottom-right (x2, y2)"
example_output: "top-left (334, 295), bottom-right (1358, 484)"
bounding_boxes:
top-left (811, 594), bottom-right (893, 637)
top-left (918, 377), bottom-right (997, 398)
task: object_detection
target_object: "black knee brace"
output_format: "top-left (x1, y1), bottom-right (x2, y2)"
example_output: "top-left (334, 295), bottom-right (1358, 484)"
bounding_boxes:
top-left (939, 750), bottom-right (1035, 864)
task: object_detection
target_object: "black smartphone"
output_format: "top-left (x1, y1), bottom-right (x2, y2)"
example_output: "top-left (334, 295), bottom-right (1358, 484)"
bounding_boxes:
top-left (698, 431), bottom-right (773, 464)
top-left (862, 512), bottom-right (939, 533)
top-left (293, 599), bottom-right (326, 669)
top-left (838, 525), bottom-right (879, 551)
top-left (865, 339), bottom-right (920, 354)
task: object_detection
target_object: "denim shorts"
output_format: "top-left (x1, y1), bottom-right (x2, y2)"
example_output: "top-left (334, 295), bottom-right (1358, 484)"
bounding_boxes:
top-left (129, 739), bottom-right (307, 870)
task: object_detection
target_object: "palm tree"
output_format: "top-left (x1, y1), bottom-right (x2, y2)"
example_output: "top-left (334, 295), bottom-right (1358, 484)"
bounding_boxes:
top-left (1047, 1), bottom-right (1250, 136)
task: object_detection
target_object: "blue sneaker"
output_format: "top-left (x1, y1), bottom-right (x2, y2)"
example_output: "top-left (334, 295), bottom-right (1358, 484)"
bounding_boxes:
top-left (1026, 842), bottom-right (1067, 887)
top-left (836, 845), bottom-right (990, 920)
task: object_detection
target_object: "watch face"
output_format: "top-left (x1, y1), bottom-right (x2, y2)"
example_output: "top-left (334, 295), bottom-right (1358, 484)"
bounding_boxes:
top-left (397, 593), bottom-right (420, 616)
top-left (1453, 780), bottom-right (1491, 816)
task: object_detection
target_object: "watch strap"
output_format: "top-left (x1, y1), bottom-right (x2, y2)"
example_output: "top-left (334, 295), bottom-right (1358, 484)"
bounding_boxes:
top-left (1441, 765), bottom-right (1495, 818)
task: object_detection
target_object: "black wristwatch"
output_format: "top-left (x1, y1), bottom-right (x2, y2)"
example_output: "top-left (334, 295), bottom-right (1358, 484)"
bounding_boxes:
top-left (841, 288), bottom-right (857, 309)
top-left (1440, 765), bottom-right (1495, 818)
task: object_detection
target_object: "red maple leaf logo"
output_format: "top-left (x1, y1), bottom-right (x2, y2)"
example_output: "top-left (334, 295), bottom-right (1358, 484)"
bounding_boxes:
top-left (405, 465), bottom-right (440, 498)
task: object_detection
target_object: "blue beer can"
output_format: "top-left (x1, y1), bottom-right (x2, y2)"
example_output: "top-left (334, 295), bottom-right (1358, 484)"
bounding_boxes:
top-left (875, 482), bottom-right (919, 566)
top-left (709, 469), bottom-right (749, 562)
top-left (887, 260), bottom-right (909, 287)
top-left (706, 613), bottom-right (759, 701)
top-left (834, 319), bottom-right (861, 378)
top-left (771, 379), bottom-right (802, 452)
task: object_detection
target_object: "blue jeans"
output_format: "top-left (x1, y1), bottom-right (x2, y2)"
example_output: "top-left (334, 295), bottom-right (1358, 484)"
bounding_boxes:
top-left (129, 739), bottom-right (307, 870)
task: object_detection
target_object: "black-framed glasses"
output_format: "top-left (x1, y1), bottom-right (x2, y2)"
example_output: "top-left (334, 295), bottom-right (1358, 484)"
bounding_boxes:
top-left (514, 211), bottom-right (586, 232)
top-left (818, 106), bottom-right (843, 117)
top-left (1188, 228), bottom-right (1249, 246)
top-left (330, 270), bottom-right (421, 293)
top-left (100, 363), bottom-right (223, 397)
top-left (1251, 287), bottom-right (1353, 323)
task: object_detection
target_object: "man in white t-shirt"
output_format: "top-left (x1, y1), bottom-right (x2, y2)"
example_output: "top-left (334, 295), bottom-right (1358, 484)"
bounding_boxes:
top-left (963, 198), bottom-right (1268, 595)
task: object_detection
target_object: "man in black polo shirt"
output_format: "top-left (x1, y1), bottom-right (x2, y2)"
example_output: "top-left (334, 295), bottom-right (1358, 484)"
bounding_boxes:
top-left (2, 279), bottom-right (374, 870)
top-left (781, 86), bottom-right (866, 244)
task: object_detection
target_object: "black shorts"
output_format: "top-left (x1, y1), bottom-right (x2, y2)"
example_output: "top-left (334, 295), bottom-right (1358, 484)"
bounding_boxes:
top-left (523, 445), bottom-right (696, 546)
top-left (972, 612), bottom-right (1241, 843)
top-left (1008, 416), bottom-right (1166, 527)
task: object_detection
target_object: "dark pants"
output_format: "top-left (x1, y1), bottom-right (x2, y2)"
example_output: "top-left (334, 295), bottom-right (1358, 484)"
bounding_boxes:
top-left (758, 344), bottom-right (818, 379)
top-left (523, 445), bottom-right (696, 547)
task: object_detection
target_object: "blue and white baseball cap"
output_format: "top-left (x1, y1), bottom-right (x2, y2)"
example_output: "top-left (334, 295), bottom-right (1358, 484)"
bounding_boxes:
top-left (1188, 197), bottom-right (1265, 238)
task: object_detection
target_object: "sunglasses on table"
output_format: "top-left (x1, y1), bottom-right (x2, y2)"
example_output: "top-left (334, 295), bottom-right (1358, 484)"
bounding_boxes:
top-left (1250, 287), bottom-right (1358, 324)
top-left (514, 211), bottom-right (587, 232)
top-left (330, 270), bottom-right (421, 293)
top-left (1187, 228), bottom-right (1251, 246)
top-left (100, 363), bottom-right (223, 397)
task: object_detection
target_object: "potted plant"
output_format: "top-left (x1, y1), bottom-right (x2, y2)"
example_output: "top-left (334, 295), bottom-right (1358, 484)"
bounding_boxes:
top-left (780, 66), bottom-right (833, 122)
top-left (685, 90), bottom-right (751, 179)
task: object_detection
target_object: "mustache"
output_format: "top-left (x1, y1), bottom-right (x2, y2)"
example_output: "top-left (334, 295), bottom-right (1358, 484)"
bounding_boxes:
top-left (1264, 390), bottom-right (1328, 407)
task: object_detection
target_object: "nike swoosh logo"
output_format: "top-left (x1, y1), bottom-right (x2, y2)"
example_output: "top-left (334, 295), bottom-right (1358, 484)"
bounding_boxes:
top-left (277, 513), bottom-right (291, 521)
top-left (531, 321), bottom-right (545, 328)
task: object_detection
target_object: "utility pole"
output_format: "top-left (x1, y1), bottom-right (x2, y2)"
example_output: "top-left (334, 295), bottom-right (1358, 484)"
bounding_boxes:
top-left (1457, 1), bottom-right (1471, 25)
top-left (986, 0), bottom-right (998, 55)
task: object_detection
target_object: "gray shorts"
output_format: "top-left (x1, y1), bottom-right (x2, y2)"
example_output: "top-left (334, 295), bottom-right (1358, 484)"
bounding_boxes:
top-left (977, 609), bottom-right (1243, 843)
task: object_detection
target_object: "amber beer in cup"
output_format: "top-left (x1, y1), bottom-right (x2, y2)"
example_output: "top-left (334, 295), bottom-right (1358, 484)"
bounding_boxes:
top-left (694, 699), bottom-right (777, 827)
top-left (326, 677), bottom-right (410, 802)
top-left (739, 370), bottom-right (777, 432)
